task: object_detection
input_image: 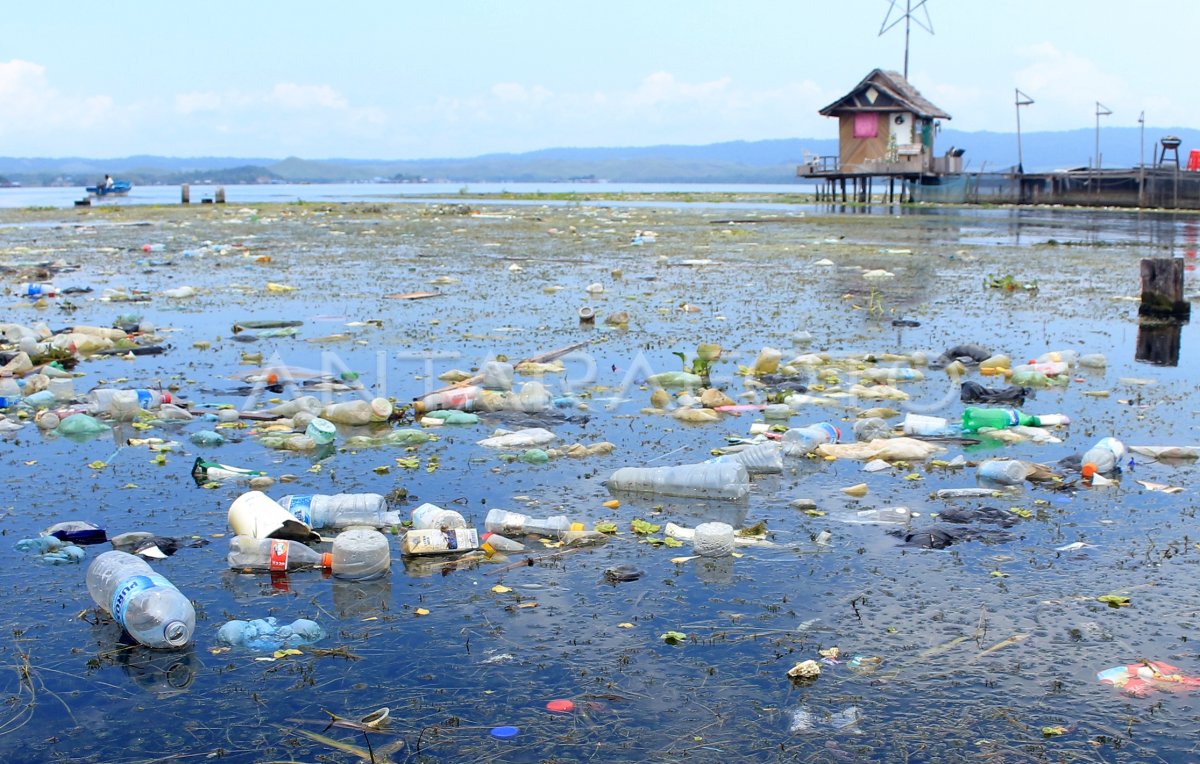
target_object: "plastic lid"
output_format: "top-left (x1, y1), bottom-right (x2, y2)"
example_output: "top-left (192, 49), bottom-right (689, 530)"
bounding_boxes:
top-left (1081, 463), bottom-right (1097, 479)
top-left (370, 397), bottom-right (393, 418)
top-left (490, 725), bottom-right (519, 739)
top-left (546, 699), bottom-right (575, 713)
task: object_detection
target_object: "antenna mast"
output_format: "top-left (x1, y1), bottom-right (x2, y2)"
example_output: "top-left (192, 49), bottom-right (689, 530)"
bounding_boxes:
top-left (880, 0), bottom-right (934, 79)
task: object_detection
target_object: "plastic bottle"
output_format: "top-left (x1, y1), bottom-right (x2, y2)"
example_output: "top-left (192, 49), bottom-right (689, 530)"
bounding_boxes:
top-left (560, 529), bottom-right (610, 547)
top-left (978, 354), bottom-right (1011, 375)
top-left (227, 491), bottom-right (318, 541)
top-left (484, 508), bottom-right (570, 538)
top-left (227, 536), bottom-right (332, 572)
top-left (722, 442), bottom-right (783, 474)
top-left (0, 375), bottom-right (20, 408)
top-left (410, 503), bottom-right (468, 530)
top-left (605, 461), bottom-right (751, 500)
top-left (89, 388), bottom-right (172, 413)
top-left (86, 551), bottom-right (195, 649)
top-left (413, 386), bottom-right (483, 415)
top-left (320, 398), bottom-right (392, 426)
top-left (330, 528), bottom-right (391, 580)
top-left (1035, 350), bottom-right (1079, 366)
top-left (780, 423), bottom-right (841, 457)
top-left (267, 396), bottom-right (322, 417)
top-left (1078, 353), bottom-right (1107, 369)
top-left (18, 282), bottom-right (56, 298)
top-left (1081, 437), bottom-right (1127, 478)
top-left (960, 407), bottom-right (1069, 432)
top-left (276, 493), bottom-right (399, 529)
top-left (480, 532), bottom-right (525, 553)
top-left (902, 413), bottom-right (950, 436)
top-left (977, 459), bottom-right (1028, 485)
top-left (48, 377), bottom-right (75, 402)
top-left (693, 522), bottom-right (735, 557)
top-left (304, 417), bottom-right (336, 445)
top-left (853, 417), bottom-right (891, 441)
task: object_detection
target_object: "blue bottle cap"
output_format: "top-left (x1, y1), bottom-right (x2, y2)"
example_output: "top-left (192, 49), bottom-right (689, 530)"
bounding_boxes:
top-left (490, 725), bottom-right (519, 739)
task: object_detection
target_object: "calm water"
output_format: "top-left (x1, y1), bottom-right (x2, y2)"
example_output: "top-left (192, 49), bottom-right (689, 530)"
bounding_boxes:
top-left (0, 199), bottom-right (1199, 762)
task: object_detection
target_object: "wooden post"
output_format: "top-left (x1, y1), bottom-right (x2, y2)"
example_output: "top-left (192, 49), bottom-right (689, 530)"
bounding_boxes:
top-left (181, 184), bottom-right (190, 204)
top-left (1139, 258), bottom-right (1191, 319)
top-left (215, 187), bottom-right (226, 204)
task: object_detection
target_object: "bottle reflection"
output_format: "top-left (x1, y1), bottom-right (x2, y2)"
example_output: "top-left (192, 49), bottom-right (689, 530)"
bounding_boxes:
top-left (116, 644), bottom-right (198, 698)
top-left (331, 575), bottom-right (392, 619)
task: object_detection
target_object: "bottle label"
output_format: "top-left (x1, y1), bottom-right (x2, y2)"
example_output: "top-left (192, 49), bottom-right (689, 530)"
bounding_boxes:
top-left (269, 540), bottom-right (290, 572)
top-left (136, 390), bottom-right (152, 408)
top-left (286, 496), bottom-right (313, 525)
top-left (111, 573), bottom-right (176, 625)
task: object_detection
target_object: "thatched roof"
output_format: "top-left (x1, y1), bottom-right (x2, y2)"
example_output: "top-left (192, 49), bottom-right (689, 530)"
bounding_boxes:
top-left (819, 69), bottom-right (950, 120)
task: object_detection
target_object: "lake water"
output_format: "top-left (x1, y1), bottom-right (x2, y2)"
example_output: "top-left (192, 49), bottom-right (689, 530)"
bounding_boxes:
top-left (0, 198), bottom-right (1198, 762)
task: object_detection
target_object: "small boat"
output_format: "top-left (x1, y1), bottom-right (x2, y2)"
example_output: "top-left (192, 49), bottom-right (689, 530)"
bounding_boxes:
top-left (86, 179), bottom-right (132, 197)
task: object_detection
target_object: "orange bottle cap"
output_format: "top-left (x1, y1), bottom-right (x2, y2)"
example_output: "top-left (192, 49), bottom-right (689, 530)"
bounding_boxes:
top-left (1081, 463), bottom-right (1097, 479)
top-left (321, 552), bottom-right (333, 569)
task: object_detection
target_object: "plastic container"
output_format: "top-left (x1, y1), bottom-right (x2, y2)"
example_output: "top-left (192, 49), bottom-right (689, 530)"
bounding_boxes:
top-left (693, 522), bottom-right (735, 557)
top-left (1078, 353), bottom-right (1107, 369)
top-left (47, 377), bottom-right (75, 402)
top-left (484, 508), bottom-right (570, 538)
top-left (277, 493), bottom-right (398, 529)
top-left (330, 527), bottom-right (391, 580)
top-left (606, 461), bottom-right (751, 500)
top-left (1035, 350), bottom-right (1079, 366)
top-left (762, 403), bottom-right (793, 420)
top-left (961, 407), bottom-right (1068, 432)
top-left (781, 423), bottom-right (841, 457)
top-left (0, 375), bottom-right (21, 407)
top-left (227, 536), bottom-right (332, 572)
top-left (902, 413), bottom-right (949, 436)
top-left (304, 417), bottom-right (336, 445)
top-left (89, 388), bottom-right (172, 416)
top-left (410, 503), bottom-right (468, 530)
top-left (560, 530), bottom-right (610, 547)
top-left (227, 491), bottom-right (318, 541)
top-left (267, 396), bottom-right (322, 417)
top-left (977, 459), bottom-right (1028, 485)
top-left (320, 398), bottom-right (392, 426)
top-left (1081, 437), bottom-right (1127, 478)
top-left (86, 551), bottom-right (195, 649)
top-left (481, 361), bottom-right (515, 391)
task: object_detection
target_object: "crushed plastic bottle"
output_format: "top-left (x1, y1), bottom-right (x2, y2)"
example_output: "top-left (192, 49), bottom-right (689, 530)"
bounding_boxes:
top-left (606, 461), bottom-right (750, 500)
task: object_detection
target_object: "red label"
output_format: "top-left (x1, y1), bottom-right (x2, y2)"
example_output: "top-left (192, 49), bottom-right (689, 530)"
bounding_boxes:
top-left (268, 540), bottom-right (289, 572)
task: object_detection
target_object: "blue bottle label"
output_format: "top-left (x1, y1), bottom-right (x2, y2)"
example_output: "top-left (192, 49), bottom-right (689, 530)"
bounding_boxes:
top-left (111, 573), bottom-right (175, 625)
top-left (285, 496), bottom-right (313, 525)
top-left (135, 390), bottom-right (152, 407)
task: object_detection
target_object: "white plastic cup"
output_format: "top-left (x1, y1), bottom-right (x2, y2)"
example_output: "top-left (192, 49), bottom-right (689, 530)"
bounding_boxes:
top-left (693, 522), bottom-right (735, 558)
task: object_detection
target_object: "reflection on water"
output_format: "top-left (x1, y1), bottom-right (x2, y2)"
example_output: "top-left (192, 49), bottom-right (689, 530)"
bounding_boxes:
top-left (1137, 320), bottom-right (1187, 366)
top-left (331, 575), bottom-right (392, 618)
top-left (116, 646), bottom-right (198, 698)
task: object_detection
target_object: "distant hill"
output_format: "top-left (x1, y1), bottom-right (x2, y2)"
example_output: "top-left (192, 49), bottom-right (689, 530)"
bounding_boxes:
top-left (0, 127), bottom-right (1197, 186)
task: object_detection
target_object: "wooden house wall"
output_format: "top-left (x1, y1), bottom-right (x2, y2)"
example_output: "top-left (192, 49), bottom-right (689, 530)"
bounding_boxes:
top-left (837, 114), bottom-right (889, 167)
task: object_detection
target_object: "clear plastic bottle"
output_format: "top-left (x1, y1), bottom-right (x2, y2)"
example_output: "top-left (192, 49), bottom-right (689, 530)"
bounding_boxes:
top-left (853, 417), bottom-right (891, 441)
top-left (781, 423), bottom-right (841, 457)
top-left (484, 508), bottom-right (570, 538)
top-left (86, 551), bottom-right (195, 649)
top-left (413, 386), bottom-right (483, 415)
top-left (1081, 437), bottom-right (1127, 478)
top-left (1078, 353), bottom-right (1107, 369)
top-left (902, 413), bottom-right (949, 436)
top-left (18, 282), bottom-right (56, 298)
top-left (89, 388), bottom-right (172, 413)
top-left (410, 503), bottom-right (468, 530)
top-left (320, 398), bottom-right (392, 425)
top-left (227, 536), bottom-right (332, 572)
top-left (330, 527), bottom-right (391, 580)
top-left (722, 442), bottom-right (783, 474)
top-left (277, 493), bottom-right (399, 529)
top-left (480, 531), bottom-right (526, 553)
top-left (0, 375), bottom-right (20, 408)
top-left (977, 459), bottom-right (1028, 485)
top-left (605, 461), bottom-right (751, 500)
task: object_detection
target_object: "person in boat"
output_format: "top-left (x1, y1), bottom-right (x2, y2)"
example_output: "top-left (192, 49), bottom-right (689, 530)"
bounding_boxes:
top-left (104, 175), bottom-right (114, 190)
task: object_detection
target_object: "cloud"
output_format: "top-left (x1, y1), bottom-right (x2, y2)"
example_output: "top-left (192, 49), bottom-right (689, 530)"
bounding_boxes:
top-left (175, 91), bottom-right (224, 115)
top-left (1014, 43), bottom-right (1126, 115)
top-left (268, 83), bottom-right (348, 110)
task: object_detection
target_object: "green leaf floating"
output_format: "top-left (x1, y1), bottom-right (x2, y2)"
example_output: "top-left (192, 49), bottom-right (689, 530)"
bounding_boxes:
top-left (1097, 594), bottom-right (1131, 608)
top-left (660, 631), bottom-right (687, 645)
top-left (631, 519), bottom-right (661, 535)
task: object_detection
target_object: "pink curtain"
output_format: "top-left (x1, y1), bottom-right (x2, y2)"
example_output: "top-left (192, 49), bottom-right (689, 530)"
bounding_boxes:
top-left (853, 113), bottom-right (878, 138)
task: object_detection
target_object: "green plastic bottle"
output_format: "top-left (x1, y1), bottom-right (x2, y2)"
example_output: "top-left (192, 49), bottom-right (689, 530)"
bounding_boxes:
top-left (960, 407), bottom-right (1069, 432)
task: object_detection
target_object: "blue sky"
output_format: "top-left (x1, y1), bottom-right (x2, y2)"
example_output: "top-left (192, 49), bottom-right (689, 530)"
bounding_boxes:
top-left (3, 1), bottom-right (1196, 159)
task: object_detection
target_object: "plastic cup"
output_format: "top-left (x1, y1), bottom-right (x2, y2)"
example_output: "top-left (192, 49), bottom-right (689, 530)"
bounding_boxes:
top-left (693, 522), bottom-right (735, 558)
top-left (331, 527), bottom-right (392, 581)
top-left (305, 417), bottom-right (337, 445)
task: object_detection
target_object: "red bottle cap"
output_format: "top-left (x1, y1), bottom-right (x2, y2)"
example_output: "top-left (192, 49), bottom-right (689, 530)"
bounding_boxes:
top-left (546, 699), bottom-right (575, 713)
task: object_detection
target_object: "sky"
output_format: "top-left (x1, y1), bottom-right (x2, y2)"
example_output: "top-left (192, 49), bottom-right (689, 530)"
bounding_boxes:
top-left (2, 0), bottom-right (1197, 160)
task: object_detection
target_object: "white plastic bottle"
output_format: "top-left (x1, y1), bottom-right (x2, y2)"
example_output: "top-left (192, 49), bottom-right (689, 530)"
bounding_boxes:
top-left (89, 388), bottom-right (172, 413)
top-left (410, 503), bottom-right (468, 530)
top-left (605, 461), bottom-right (751, 500)
top-left (330, 528), bottom-right (391, 580)
top-left (1081, 437), bottom-right (1127, 478)
top-left (484, 508), bottom-right (570, 538)
top-left (227, 536), bottom-right (332, 572)
top-left (977, 459), bottom-right (1028, 485)
top-left (277, 493), bottom-right (399, 529)
top-left (319, 398), bottom-right (393, 425)
top-left (0, 375), bottom-right (20, 407)
top-left (86, 551), bottom-right (195, 649)
top-left (18, 282), bottom-right (56, 298)
top-left (781, 423), bottom-right (841, 457)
